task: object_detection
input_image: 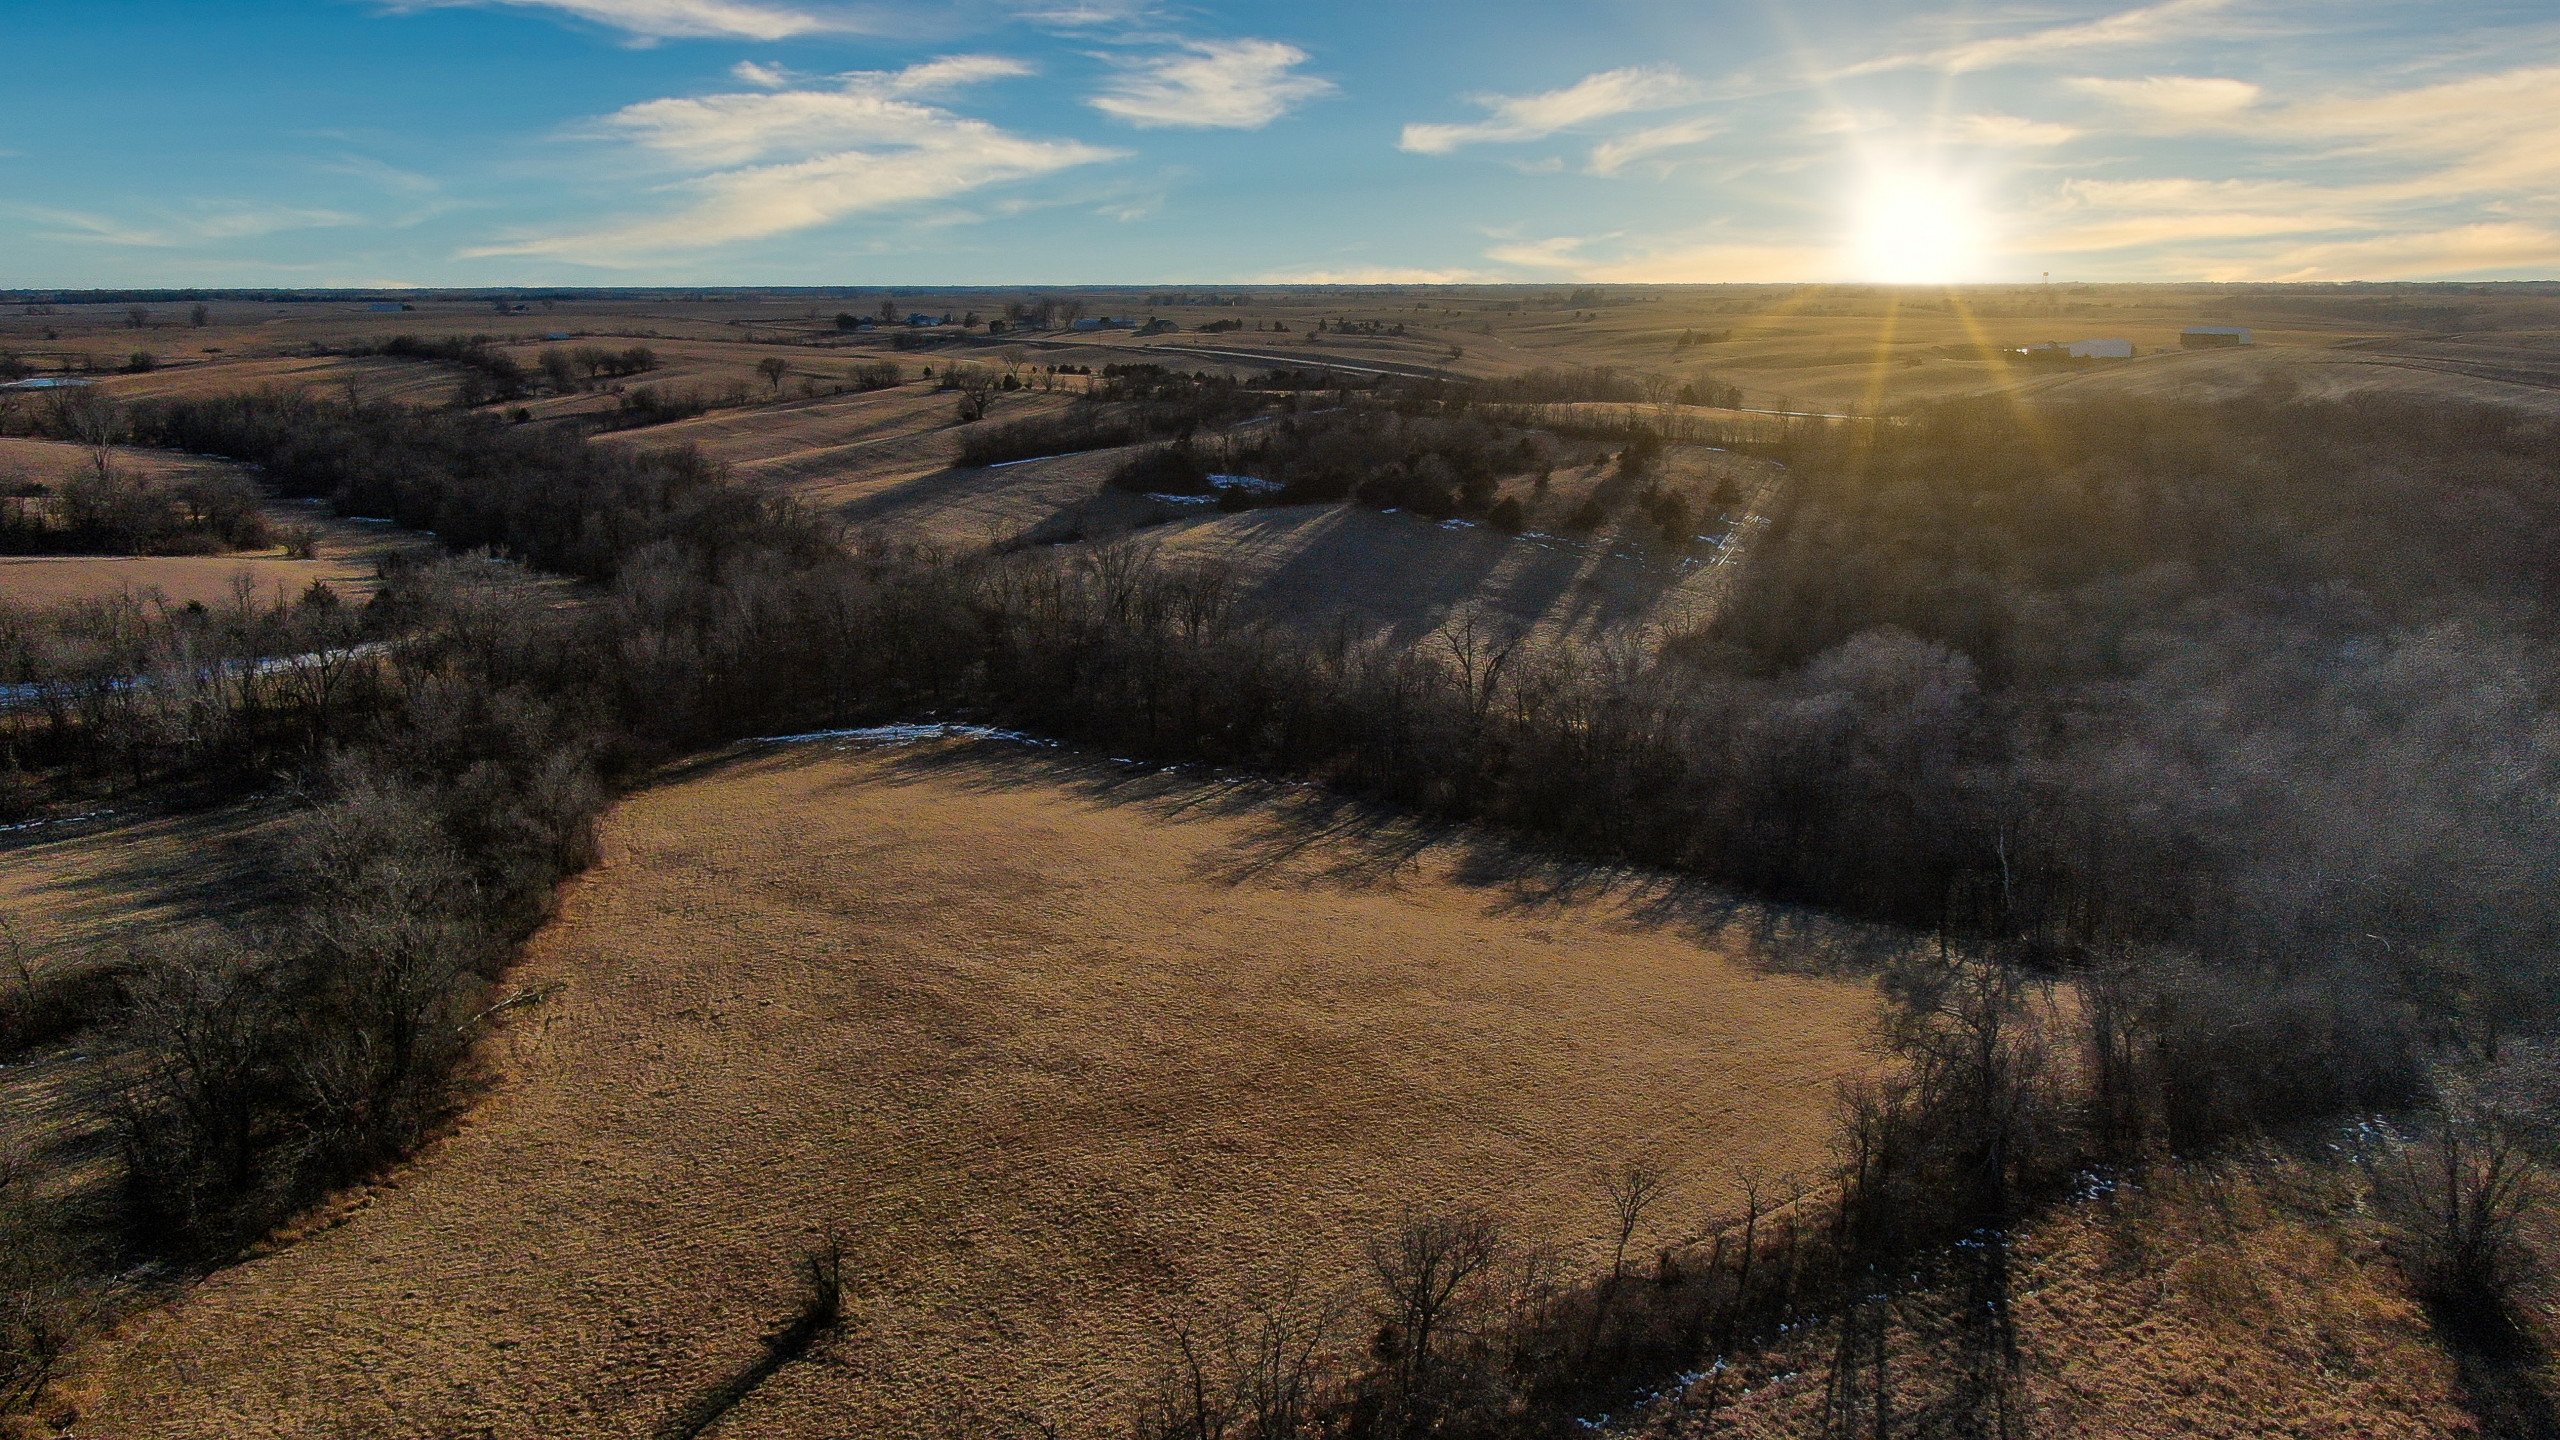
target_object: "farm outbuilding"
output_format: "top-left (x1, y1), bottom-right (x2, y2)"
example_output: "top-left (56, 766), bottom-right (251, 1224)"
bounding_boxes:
top-left (2068, 338), bottom-right (2134, 359)
top-left (2182, 326), bottom-right (2253, 348)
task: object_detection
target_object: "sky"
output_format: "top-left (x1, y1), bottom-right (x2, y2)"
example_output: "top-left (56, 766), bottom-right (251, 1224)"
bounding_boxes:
top-left (4, 0), bottom-right (2559, 287)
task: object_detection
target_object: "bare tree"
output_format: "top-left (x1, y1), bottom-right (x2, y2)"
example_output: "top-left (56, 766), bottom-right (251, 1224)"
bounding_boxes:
top-left (2384, 1109), bottom-right (2543, 1323)
top-left (1367, 1210), bottom-right (1502, 1436)
top-left (125, 305), bottom-right (150, 330)
top-left (946, 364), bottom-right (1001, 423)
top-left (1583, 1159), bottom-right (1672, 1363)
top-left (756, 356), bottom-right (790, 394)
top-left (50, 385), bottom-right (122, 485)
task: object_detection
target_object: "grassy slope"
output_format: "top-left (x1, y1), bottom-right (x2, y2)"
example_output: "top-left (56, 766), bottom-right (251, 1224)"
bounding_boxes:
top-left (1640, 1152), bottom-right (2559, 1439)
top-left (0, 802), bottom-right (295, 1215)
top-left (70, 738), bottom-right (1882, 1439)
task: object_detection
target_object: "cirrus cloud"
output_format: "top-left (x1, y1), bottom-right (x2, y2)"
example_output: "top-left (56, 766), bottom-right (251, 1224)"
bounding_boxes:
top-left (1088, 39), bottom-right (1334, 129)
top-left (1401, 64), bottom-right (1694, 155)
top-left (387, 0), bottom-right (856, 42)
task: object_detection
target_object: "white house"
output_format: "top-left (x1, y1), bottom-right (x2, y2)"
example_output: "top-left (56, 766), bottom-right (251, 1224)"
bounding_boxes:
top-left (2067, 338), bottom-right (2134, 360)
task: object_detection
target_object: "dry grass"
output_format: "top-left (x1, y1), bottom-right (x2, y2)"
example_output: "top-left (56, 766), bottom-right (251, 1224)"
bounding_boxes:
top-left (0, 438), bottom-right (420, 608)
top-left (1640, 1151), bottom-right (2558, 1440)
top-left (0, 802), bottom-right (292, 1210)
top-left (68, 738), bottom-right (1883, 1439)
top-left (91, 354), bottom-right (465, 407)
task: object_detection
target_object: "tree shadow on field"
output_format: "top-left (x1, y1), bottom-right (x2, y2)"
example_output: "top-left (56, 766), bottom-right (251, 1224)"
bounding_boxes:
top-left (9, 800), bottom-right (294, 944)
top-left (2431, 1294), bottom-right (2560, 1440)
top-left (834, 737), bottom-right (1915, 983)
top-left (1550, 536), bottom-right (1704, 637)
top-left (1238, 508), bottom-right (1517, 645)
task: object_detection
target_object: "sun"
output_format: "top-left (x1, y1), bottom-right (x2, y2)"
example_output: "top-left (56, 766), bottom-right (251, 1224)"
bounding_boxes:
top-left (1849, 170), bottom-right (1990, 285)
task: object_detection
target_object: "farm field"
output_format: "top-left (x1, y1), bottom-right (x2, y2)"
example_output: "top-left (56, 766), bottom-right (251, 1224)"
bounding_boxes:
top-left (69, 736), bottom-right (1887, 1439)
top-left (0, 438), bottom-right (419, 608)
top-left (14, 285), bottom-right (2560, 425)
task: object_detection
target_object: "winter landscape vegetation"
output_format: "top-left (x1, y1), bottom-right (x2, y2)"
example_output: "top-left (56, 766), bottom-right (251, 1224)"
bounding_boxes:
top-left (4, 2), bottom-right (2560, 1437)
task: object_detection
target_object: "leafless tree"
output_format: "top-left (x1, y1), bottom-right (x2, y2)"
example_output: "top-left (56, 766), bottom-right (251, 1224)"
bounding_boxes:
top-left (2384, 1108), bottom-right (2543, 1321)
top-left (50, 385), bottom-right (122, 484)
top-left (1367, 1210), bottom-right (1503, 1435)
top-left (946, 364), bottom-right (1001, 423)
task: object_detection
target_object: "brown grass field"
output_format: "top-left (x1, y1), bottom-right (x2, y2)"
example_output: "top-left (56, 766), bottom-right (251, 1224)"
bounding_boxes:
top-left (1649, 1154), bottom-right (2560, 1440)
top-left (66, 737), bottom-right (1887, 1439)
top-left (0, 801), bottom-right (293, 1217)
top-left (0, 438), bottom-right (420, 608)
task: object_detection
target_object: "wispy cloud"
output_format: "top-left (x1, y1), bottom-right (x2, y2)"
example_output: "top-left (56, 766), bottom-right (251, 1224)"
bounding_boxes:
top-left (1484, 234), bottom-right (1588, 268)
top-left (318, 154), bottom-right (444, 196)
top-left (731, 60), bottom-right (797, 89)
top-left (2068, 74), bottom-right (2260, 125)
top-left (2256, 222), bottom-right (2560, 282)
top-left (1002, 0), bottom-right (1155, 29)
top-left (1088, 39), bottom-right (1333, 129)
top-left (1955, 113), bottom-right (2078, 147)
top-left (2267, 62), bottom-right (2560, 195)
top-left (471, 57), bottom-right (1114, 259)
top-left (22, 203), bottom-right (363, 248)
top-left (1837, 0), bottom-right (2236, 78)
top-left (1586, 116), bottom-right (1722, 175)
top-left (389, 0), bottom-right (855, 42)
top-left (1401, 65), bottom-right (1693, 155)
top-left (596, 56), bottom-right (1037, 167)
top-left (2021, 61), bottom-right (2560, 274)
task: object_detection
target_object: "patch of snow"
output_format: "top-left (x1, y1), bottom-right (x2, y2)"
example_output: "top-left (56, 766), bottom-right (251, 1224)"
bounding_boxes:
top-left (989, 453), bottom-right (1070, 468)
top-left (753, 722), bottom-right (1059, 749)
top-left (1146, 492), bottom-right (1217, 506)
top-left (0, 808), bottom-right (116, 835)
top-left (1438, 518), bottom-right (1478, 530)
top-left (1207, 473), bottom-right (1282, 494)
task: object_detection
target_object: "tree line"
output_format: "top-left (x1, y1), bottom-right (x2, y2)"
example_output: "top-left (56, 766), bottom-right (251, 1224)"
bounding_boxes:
top-left (4, 383), bottom-right (2551, 1426)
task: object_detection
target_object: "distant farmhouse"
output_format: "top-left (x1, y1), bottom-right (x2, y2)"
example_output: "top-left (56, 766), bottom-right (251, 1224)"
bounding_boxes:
top-left (2182, 325), bottom-right (2253, 349)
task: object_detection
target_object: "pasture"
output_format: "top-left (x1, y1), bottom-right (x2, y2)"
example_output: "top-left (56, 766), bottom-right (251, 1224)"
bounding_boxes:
top-left (71, 736), bottom-right (1884, 1439)
top-left (0, 438), bottom-right (417, 608)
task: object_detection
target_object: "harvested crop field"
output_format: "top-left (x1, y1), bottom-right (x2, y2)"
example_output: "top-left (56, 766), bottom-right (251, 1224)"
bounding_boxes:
top-left (73, 736), bottom-right (1886, 1439)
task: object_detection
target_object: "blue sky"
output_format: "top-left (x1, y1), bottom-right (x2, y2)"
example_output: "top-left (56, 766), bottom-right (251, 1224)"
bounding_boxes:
top-left (4, 0), bottom-right (2558, 286)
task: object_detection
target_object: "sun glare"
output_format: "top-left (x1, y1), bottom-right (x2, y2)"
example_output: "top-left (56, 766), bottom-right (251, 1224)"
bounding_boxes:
top-left (1850, 171), bottom-right (1989, 285)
